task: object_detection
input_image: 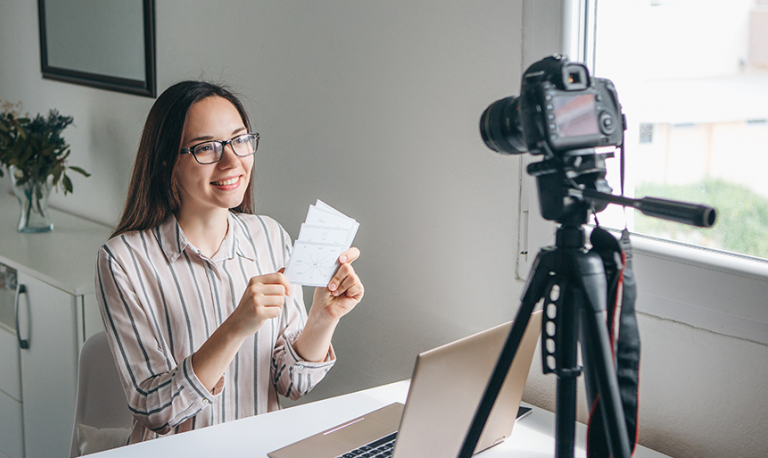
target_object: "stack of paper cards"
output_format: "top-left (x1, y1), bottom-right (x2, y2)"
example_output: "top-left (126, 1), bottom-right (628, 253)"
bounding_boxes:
top-left (284, 200), bottom-right (359, 287)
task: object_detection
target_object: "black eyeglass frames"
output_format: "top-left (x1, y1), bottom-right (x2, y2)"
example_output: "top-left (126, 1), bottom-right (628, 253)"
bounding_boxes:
top-left (180, 132), bottom-right (259, 164)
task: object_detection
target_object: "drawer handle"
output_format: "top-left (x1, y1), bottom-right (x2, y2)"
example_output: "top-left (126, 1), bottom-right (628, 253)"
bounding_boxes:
top-left (14, 284), bottom-right (29, 350)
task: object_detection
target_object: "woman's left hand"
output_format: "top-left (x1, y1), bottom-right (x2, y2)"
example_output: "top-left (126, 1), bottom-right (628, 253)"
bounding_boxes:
top-left (311, 247), bottom-right (364, 322)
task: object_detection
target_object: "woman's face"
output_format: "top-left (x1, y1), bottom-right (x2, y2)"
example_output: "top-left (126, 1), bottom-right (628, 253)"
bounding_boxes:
top-left (175, 96), bottom-right (254, 216)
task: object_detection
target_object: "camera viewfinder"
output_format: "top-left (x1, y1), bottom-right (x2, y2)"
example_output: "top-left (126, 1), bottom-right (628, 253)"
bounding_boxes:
top-left (563, 65), bottom-right (588, 91)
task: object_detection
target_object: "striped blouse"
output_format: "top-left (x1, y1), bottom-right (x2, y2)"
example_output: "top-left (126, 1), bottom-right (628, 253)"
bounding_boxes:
top-left (95, 212), bottom-right (335, 444)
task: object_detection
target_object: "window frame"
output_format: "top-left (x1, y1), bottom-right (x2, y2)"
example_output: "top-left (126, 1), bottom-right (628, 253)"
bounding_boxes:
top-left (517, 0), bottom-right (768, 346)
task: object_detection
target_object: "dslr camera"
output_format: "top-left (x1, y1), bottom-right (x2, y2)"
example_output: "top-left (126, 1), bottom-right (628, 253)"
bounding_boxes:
top-left (481, 54), bottom-right (624, 157)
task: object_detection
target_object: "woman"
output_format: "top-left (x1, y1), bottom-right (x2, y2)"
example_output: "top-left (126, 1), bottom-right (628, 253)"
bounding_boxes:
top-left (96, 81), bottom-right (363, 443)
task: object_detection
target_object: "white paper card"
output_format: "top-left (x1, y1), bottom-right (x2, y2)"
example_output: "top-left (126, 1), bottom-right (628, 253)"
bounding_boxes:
top-left (305, 205), bottom-right (356, 229)
top-left (284, 241), bottom-right (344, 287)
top-left (298, 224), bottom-right (350, 245)
top-left (284, 201), bottom-right (358, 286)
top-left (315, 199), bottom-right (346, 217)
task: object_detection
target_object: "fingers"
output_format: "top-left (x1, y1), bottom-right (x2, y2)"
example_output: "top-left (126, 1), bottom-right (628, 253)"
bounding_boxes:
top-left (240, 284), bottom-right (284, 318)
top-left (337, 247), bottom-right (360, 264)
top-left (325, 248), bottom-right (361, 294)
top-left (239, 272), bottom-right (291, 321)
top-left (250, 271), bottom-right (291, 297)
top-left (339, 273), bottom-right (364, 300)
top-left (328, 261), bottom-right (364, 300)
top-left (250, 284), bottom-right (290, 302)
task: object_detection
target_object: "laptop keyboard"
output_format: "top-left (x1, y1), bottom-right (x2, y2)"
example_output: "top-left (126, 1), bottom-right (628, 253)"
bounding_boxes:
top-left (337, 432), bottom-right (398, 458)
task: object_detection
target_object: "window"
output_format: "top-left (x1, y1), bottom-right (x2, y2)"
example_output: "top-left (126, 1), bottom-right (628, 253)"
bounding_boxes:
top-left (517, 0), bottom-right (768, 345)
top-left (593, 0), bottom-right (768, 261)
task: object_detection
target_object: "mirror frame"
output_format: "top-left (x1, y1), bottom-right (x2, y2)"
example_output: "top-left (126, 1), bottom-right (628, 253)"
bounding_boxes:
top-left (37, 0), bottom-right (156, 98)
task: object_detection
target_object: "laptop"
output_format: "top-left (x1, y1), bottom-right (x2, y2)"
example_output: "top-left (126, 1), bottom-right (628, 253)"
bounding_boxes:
top-left (268, 310), bottom-right (542, 458)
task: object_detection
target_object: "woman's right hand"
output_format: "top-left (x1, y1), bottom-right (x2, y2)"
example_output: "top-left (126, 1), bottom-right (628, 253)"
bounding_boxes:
top-left (230, 271), bottom-right (291, 337)
top-left (192, 271), bottom-right (291, 392)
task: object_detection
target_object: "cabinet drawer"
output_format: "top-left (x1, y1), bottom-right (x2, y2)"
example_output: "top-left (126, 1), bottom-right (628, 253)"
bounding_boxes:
top-left (0, 390), bottom-right (24, 458)
top-left (0, 325), bottom-right (21, 402)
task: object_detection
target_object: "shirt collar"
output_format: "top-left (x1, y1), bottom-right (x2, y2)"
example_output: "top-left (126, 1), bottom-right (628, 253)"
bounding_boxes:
top-left (156, 212), bottom-right (254, 263)
top-left (156, 214), bottom-right (188, 263)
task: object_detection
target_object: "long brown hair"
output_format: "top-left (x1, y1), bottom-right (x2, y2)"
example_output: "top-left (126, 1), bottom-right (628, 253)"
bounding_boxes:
top-left (112, 81), bottom-right (254, 238)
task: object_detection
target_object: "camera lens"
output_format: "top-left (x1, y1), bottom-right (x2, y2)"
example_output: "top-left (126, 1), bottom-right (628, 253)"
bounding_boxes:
top-left (479, 97), bottom-right (527, 155)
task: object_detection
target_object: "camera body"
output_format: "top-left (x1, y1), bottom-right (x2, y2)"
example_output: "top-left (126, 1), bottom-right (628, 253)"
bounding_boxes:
top-left (481, 55), bottom-right (624, 157)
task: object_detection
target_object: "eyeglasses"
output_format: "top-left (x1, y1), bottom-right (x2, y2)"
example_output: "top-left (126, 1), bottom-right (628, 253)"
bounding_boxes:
top-left (180, 132), bottom-right (260, 164)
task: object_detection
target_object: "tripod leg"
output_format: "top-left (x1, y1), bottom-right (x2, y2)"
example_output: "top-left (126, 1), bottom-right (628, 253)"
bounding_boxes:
top-left (553, 280), bottom-right (580, 458)
top-left (458, 249), bottom-right (556, 458)
top-left (578, 254), bottom-right (632, 458)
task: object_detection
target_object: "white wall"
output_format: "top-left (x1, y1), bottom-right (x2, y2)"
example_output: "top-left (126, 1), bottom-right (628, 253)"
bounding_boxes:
top-left (0, 1), bottom-right (765, 458)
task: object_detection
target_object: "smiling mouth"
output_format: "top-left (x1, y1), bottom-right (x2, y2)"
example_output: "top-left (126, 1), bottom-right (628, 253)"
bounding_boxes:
top-left (211, 176), bottom-right (240, 186)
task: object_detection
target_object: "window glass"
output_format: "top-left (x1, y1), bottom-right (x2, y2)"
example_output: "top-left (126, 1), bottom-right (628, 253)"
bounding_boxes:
top-left (591, 0), bottom-right (768, 260)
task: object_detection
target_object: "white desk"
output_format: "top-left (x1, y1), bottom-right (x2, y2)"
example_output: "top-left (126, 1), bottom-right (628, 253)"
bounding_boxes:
top-left (91, 381), bottom-right (668, 458)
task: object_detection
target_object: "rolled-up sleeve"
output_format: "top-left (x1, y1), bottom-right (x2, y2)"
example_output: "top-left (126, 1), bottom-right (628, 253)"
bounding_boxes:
top-left (96, 246), bottom-right (216, 434)
top-left (272, 327), bottom-right (336, 400)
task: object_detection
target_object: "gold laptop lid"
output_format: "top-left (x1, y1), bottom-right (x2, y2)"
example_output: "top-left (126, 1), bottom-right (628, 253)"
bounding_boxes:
top-left (393, 310), bottom-right (542, 457)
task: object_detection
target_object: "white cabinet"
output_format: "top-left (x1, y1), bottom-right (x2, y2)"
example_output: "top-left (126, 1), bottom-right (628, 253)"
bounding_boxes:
top-left (0, 318), bottom-right (23, 458)
top-left (16, 273), bottom-right (79, 458)
top-left (0, 196), bottom-right (112, 458)
top-left (0, 389), bottom-right (24, 458)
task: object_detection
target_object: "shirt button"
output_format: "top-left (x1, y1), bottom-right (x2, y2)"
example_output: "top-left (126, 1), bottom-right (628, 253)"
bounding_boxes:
top-left (296, 364), bottom-right (304, 369)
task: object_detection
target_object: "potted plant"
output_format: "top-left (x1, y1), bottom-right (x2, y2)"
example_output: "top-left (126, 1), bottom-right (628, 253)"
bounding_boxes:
top-left (0, 101), bottom-right (90, 233)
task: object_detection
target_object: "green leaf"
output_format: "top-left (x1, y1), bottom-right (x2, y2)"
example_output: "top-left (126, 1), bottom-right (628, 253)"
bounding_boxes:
top-left (68, 166), bottom-right (91, 177)
top-left (62, 174), bottom-right (73, 194)
top-left (53, 164), bottom-right (63, 184)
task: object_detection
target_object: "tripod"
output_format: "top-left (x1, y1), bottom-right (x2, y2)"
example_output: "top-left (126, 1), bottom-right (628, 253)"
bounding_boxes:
top-left (458, 178), bottom-right (634, 458)
top-left (457, 143), bottom-right (719, 458)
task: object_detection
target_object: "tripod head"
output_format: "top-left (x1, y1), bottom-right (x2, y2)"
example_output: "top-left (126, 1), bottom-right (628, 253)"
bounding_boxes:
top-left (526, 147), bottom-right (717, 229)
top-left (526, 148), bottom-right (613, 228)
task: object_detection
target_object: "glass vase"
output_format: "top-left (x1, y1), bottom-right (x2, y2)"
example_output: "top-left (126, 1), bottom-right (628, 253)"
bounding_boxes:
top-left (10, 167), bottom-right (54, 233)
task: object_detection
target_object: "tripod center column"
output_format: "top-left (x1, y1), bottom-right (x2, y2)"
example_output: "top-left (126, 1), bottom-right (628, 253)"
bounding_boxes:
top-left (556, 226), bottom-right (586, 248)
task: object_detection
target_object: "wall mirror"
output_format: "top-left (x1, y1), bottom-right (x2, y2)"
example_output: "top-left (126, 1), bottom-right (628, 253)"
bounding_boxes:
top-left (37, 0), bottom-right (156, 98)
